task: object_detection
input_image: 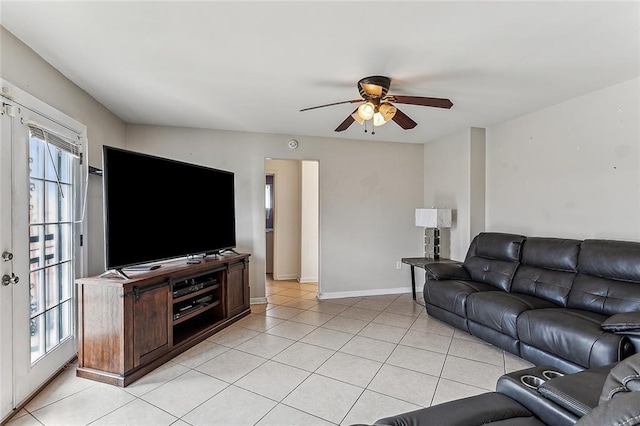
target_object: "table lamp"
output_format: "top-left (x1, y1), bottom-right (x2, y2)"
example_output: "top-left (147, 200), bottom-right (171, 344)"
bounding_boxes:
top-left (415, 208), bottom-right (452, 260)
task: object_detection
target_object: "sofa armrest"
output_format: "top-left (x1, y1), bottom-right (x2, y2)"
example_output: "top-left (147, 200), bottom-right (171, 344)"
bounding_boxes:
top-left (600, 353), bottom-right (640, 402)
top-left (575, 392), bottom-right (640, 426)
top-left (373, 393), bottom-right (539, 426)
top-left (424, 262), bottom-right (470, 281)
top-left (601, 312), bottom-right (640, 335)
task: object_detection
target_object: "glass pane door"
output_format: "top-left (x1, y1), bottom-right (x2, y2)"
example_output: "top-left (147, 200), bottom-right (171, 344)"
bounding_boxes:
top-left (6, 96), bottom-right (86, 412)
top-left (28, 136), bottom-right (76, 363)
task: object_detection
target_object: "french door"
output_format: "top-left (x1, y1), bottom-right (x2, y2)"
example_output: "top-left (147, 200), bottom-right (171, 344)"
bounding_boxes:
top-left (1, 81), bottom-right (87, 421)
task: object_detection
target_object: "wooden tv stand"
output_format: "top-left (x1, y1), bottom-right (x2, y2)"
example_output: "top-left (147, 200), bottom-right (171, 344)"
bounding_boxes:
top-left (75, 253), bottom-right (250, 387)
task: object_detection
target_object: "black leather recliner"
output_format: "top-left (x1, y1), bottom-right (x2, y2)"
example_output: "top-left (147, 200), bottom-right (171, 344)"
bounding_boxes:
top-left (361, 353), bottom-right (640, 426)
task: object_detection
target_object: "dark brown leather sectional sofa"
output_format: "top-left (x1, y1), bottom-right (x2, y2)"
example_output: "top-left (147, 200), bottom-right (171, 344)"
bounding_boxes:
top-left (423, 232), bottom-right (640, 372)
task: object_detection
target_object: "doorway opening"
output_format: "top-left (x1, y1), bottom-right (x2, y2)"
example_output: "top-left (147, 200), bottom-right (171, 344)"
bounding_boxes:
top-left (265, 159), bottom-right (319, 300)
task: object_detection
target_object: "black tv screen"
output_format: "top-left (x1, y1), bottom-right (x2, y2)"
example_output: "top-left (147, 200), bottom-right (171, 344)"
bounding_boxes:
top-left (102, 146), bottom-right (236, 270)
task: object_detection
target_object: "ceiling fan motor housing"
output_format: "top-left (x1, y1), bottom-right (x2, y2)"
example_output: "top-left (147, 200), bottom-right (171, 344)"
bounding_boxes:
top-left (358, 76), bottom-right (391, 99)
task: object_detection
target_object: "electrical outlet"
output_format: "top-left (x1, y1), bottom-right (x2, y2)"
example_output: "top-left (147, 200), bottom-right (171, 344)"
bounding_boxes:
top-left (396, 261), bottom-right (402, 270)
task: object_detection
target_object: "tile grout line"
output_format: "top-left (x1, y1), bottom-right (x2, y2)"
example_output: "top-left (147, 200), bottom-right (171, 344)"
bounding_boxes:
top-left (336, 303), bottom-right (423, 425)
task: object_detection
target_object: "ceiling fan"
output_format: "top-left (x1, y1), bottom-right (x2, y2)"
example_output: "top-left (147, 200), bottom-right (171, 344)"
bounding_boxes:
top-left (300, 75), bottom-right (453, 134)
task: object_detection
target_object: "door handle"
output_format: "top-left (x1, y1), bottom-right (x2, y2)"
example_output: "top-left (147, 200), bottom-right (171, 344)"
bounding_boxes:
top-left (1, 273), bottom-right (19, 286)
top-left (2, 251), bottom-right (13, 262)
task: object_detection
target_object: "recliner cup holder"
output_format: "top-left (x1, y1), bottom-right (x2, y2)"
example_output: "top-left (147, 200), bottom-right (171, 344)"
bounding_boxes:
top-left (520, 374), bottom-right (545, 389)
top-left (542, 370), bottom-right (564, 380)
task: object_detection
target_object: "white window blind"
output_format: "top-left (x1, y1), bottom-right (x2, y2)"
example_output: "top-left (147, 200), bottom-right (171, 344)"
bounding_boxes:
top-left (28, 124), bottom-right (80, 158)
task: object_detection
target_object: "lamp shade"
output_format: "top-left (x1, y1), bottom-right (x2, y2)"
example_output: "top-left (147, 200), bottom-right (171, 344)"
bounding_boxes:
top-left (415, 208), bottom-right (452, 228)
top-left (378, 103), bottom-right (397, 121)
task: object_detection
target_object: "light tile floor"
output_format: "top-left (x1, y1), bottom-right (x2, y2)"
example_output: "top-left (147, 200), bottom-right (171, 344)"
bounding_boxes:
top-left (7, 276), bottom-right (535, 426)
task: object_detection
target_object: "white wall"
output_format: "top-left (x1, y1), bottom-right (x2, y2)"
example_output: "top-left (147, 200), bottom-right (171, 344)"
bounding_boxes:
top-left (486, 77), bottom-right (640, 241)
top-left (300, 161), bottom-right (319, 283)
top-left (426, 77), bottom-right (640, 255)
top-left (424, 130), bottom-right (472, 261)
top-left (125, 125), bottom-right (425, 299)
top-left (469, 127), bottom-right (486, 240)
top-left (266, 159), bottom-right (301, 281)
top-left (1, 26), bottom-right (127, 276)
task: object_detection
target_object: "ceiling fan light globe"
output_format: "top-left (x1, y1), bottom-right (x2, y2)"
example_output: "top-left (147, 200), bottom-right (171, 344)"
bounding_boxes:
top-left (373, 112), bottom-right (388, 127)
top-left (357, 102), bottom-right (375, 121)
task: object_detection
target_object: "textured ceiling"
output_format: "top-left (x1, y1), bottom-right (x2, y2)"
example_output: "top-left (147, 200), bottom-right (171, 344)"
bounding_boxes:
top-left (1, 1), bottom-right (639, 144)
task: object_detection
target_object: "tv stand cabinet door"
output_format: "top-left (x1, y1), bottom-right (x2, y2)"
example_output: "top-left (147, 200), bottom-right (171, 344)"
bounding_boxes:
top-left (226, 260), bottom-right (249, 318)
top-left (132, 284), bottom-right (171, 367)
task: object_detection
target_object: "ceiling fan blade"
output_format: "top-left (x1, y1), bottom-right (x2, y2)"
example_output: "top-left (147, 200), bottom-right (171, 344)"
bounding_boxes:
top-left (335, 109), bottom-right (358, 132)
top-left (386, 95), bottom-right (453, 109)
top-left (300, 99), bottom-right (362, 112)
top-left (392, 108), bottom-right (418, 130)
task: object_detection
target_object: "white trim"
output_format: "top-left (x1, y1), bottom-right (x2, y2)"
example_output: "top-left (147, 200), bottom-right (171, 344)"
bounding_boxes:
top-left (273, 274), bottom-right (298, 281)
top-left (250, 297), bottom-right (268, 304)
top-left (265, 168), bottom-right (278, 281)
top-left (317, 286), bottom-right (413, 300)
top-left (298, 276), bottom-right (318, 283)
top-left (1, 80), bottom-right (86, 135)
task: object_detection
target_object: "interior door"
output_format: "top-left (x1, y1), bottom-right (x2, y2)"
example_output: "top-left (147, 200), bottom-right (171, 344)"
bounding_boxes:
top-left (1, 84), bottom-right (87, 420)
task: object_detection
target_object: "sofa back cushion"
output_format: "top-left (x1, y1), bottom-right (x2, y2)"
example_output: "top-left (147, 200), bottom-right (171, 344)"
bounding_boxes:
top-left (568, 239), bottom-right (640, 315)
top-left (463, 232), bottom-right (525, 291)
top-left (511, 237), bottom-right (581, 306)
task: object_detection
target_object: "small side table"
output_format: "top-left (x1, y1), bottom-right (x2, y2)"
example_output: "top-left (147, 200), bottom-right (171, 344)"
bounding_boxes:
top-left (401, 257), bottom-right (461, 302)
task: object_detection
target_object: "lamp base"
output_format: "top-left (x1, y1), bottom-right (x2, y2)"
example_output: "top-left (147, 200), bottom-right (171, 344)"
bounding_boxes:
top-left (424, 228), bottom-right (441, 260)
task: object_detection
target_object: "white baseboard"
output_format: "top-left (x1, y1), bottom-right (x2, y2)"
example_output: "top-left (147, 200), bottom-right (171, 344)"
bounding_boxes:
top-left (298, 276), bottom-right (318, 283)
top-left (317, 286), bottom-right (413, 300)
top-left (273, 274), bottom-right (298, 281)
top-left (250, 297), bottom-right (268, 304)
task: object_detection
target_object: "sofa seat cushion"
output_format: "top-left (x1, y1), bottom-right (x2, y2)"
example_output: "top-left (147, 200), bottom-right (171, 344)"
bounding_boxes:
top-left (517, 308), bottom-right (627, 368)
top-left (425, 279), bottom-right (496, 317)
top-left (467, 292), bottom-right (558, 339)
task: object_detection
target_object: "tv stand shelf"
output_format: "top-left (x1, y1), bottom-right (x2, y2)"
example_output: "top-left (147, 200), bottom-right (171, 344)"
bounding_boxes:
top-left (76, 253), bottom-right (250, 387)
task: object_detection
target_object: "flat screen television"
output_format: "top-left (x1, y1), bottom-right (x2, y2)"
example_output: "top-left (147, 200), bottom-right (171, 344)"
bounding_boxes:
top-left (102, 146), bottom-right (236, 271)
